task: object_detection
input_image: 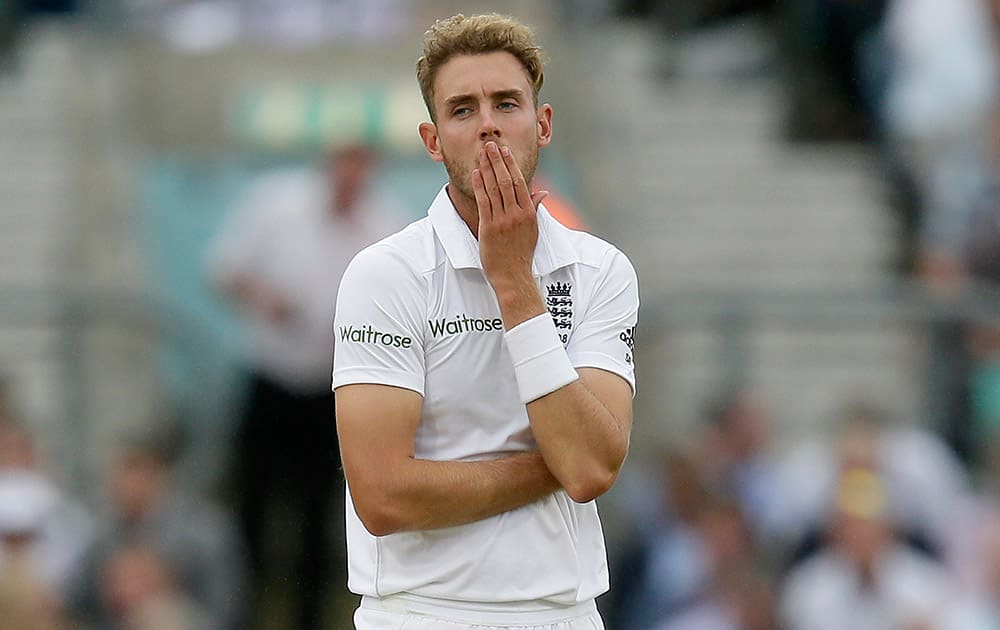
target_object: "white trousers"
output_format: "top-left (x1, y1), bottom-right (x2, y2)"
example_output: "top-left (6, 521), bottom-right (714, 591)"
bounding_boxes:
top-left (354, 595), bottom-right (605, 630)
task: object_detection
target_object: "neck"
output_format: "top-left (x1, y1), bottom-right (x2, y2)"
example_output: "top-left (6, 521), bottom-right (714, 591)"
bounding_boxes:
top-left (446, 183), bottom-right (481, 239)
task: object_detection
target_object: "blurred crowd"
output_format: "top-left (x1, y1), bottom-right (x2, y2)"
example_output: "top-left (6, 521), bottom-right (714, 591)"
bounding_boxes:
top-left (2, 0), bottom-right (1000, 629)
top-left (604, 0), bottom-right (1000, 628)
top-left (602, 388), bottom-right (1000, 630)
top-left (0, 379), bottom-right (244, 630)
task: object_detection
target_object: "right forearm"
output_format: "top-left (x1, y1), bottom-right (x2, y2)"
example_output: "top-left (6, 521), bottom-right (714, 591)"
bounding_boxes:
top-left (356, 451), bottom-right (560, 536)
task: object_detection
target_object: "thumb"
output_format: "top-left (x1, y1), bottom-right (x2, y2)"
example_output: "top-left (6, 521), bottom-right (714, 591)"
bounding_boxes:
top-left (530, 190), bottom-right (550, 209)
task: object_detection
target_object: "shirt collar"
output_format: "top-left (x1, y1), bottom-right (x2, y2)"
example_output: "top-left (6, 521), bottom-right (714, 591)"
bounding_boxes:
top-left (427, 185), bottom-right (581, 276)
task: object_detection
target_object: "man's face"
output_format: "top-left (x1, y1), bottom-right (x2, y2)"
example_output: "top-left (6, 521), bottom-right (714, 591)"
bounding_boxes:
top-left (420, 51), bottom-right (552, 202)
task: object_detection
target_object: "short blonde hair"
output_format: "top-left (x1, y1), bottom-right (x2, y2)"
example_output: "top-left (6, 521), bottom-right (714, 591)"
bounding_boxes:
top-left (416, 13), bottom-right (545, 121)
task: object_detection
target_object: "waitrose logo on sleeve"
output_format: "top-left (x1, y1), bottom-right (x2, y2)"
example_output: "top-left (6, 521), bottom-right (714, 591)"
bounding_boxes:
top-left (338, 324), bottom-right (413, 348)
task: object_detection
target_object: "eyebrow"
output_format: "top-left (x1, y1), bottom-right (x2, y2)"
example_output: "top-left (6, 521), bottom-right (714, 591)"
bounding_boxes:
top-left (442, 89), bottom-right (527, 110)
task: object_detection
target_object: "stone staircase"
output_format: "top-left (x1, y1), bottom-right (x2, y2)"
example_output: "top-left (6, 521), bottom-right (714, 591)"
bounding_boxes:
top-left (0, 22), bottom-right (78, 473)
top-left (573, 16), bottom-right (921, 448)
top-left (0, 23), bottom-right (74, 287)
top-left (0, 21), bottom-right (160, 494)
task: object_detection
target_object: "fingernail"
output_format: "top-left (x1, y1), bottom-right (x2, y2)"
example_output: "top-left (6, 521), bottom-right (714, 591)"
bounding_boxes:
top-left (501, 146), bottom-right (510, 157)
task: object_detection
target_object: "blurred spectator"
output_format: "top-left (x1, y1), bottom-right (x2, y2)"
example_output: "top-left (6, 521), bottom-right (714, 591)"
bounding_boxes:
top-left (860, 0), bottom-right (1000, 466)
top-left (779, 401), bottom-right (969, 566)
top-left (607, 449), bottom-right (763, 630)
top-left (606, 450), bottom-right (712, 630)
top-left (72, 426), bottom-right (246, 630)
top-left (99, 540), bottom-right (209, 630)
top-left (206, 142), bottom-right (406, 630)
top-left (694, 388), bottom-right (790, 548)
top-left (0, 415), bottom-right (36, 469)
top-left (780, 466), bottom-right (960, 630)
top-left (659, 566), bottom-right (779, 630)
top-left (0, 393), bottom-right (94, 617)
top-left (942, 514), bottom-right (1000, 628)
top-left (942, 432), bottom-right (1000, 620)
top-left (947, 499), bottom-right (1000, 622)
top-left (0, 472), bottom-right (73, 630)
top-left (0, 465), bottom-right (93, 614)
top-left (879, 0), bottom-right (999, 289)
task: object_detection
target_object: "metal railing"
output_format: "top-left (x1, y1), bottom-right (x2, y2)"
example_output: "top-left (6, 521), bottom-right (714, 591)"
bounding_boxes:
top-left (0, 285), bottom-right (231, 496)
top-left (643, 279), bottom-right (1000, 383)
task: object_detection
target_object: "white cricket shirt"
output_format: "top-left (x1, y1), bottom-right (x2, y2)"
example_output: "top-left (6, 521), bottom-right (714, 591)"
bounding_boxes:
top-left (332, 186), bottom-right (639, 607)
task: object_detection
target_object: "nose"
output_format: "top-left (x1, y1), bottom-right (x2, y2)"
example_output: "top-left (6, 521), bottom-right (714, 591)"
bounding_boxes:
top-left (478, 111), bottom-right (501, 141)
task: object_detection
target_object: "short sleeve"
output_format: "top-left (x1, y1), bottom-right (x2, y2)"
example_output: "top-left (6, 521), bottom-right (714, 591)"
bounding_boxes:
top-left (332, 243), bottom-right (426, 395)
top-left (566, 248), bottom-right (639, 394)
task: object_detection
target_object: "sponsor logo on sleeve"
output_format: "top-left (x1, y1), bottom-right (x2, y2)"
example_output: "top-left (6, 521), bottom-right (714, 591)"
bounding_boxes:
top-left (338, 324), bottom-right (413, 348)
top-left (620, 325), bottom-right (635, 364)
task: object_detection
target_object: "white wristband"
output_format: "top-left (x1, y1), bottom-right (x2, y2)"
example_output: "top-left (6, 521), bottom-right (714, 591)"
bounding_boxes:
top-left (504, 313), bottom-right (579, 404)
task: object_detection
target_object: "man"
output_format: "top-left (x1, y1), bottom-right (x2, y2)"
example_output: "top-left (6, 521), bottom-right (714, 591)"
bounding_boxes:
top-left (68, 426), bottom-right (245, 630)
top-left (333, 13), bottom-right (639, 630)
top-left (779, 467), bottom-right (959, 630)
top-left (208, 142), bottom-right (405, 629)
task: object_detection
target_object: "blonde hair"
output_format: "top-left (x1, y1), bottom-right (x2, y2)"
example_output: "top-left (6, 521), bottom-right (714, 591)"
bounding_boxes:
top-left (416, 13), bottom-right (545, 121)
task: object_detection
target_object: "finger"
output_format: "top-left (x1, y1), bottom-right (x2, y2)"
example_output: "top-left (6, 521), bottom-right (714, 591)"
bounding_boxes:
top-left (479, 146), bottom-right (504, 215)
top-left (472, 168), bottom-right (492, 222)
top-left (486, 142), bottom-right (517, 212)
top-left (530, 190), bottom-right (550, 210)
top-left (501, 145), bottom-right (534, 210)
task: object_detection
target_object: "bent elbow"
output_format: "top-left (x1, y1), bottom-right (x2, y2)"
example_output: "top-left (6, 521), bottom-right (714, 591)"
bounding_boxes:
top-left (360, 515), bottom-right (398, 538)
top-left (565, 467), bottom-right (618, 503)
top-left (353, 499), bottom-right (402, 537)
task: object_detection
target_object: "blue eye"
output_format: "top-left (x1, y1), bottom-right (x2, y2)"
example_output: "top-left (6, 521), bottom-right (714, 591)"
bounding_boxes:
top-left (498, 102), bottom-right (516, 110)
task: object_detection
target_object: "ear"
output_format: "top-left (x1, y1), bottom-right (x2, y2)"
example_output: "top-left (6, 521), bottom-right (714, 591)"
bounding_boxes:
top-left (536, 103), bottom-right (553, 149)
top-left (418, 121), bottom-right (444, 163)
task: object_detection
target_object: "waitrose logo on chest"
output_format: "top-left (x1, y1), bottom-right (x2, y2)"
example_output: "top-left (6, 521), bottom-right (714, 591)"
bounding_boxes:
top-left (429, 314), bottom-right (504, 337)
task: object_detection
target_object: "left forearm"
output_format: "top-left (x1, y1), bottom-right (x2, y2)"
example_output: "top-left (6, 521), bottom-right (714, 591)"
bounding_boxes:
top-left (525, 378), bottom-right (630, 503)
top-left (496, 282), bottom-right (632, 502)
